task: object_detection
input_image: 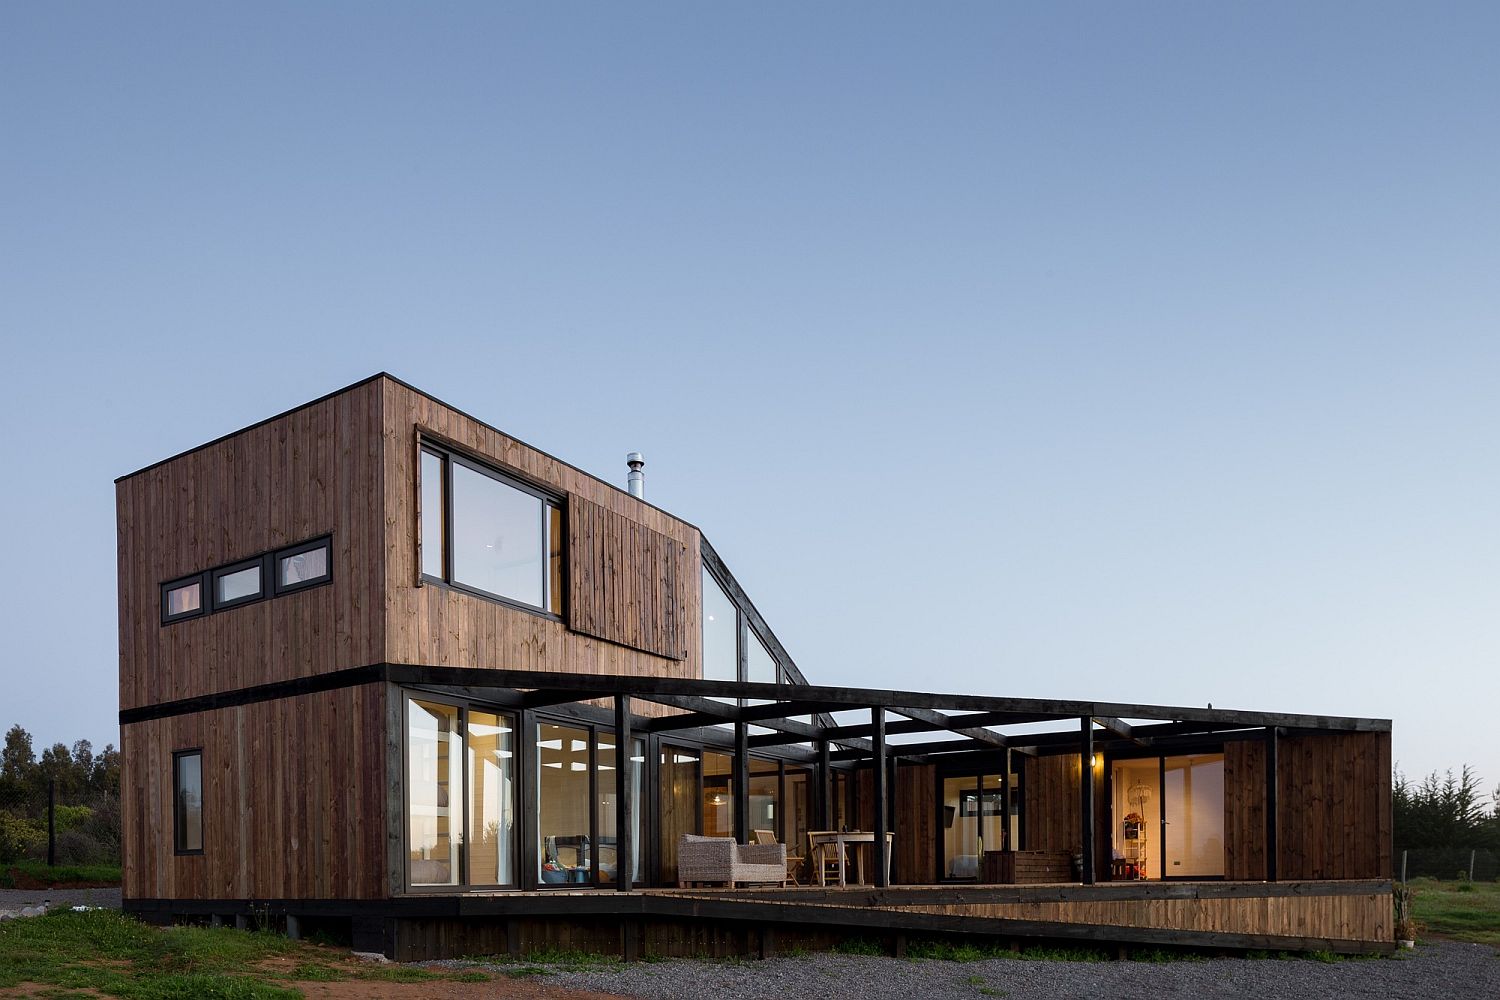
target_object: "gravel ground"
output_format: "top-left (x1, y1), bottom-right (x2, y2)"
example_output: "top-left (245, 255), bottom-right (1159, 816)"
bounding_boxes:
top-left (436, 941), bottom-right (1499, 1000)
top-left (0, 887), bottom-right (122, 912)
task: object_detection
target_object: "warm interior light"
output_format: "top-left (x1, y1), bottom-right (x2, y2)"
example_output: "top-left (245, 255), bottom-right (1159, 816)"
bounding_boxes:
top-left (1090, 754), bottom-right (1099, 767)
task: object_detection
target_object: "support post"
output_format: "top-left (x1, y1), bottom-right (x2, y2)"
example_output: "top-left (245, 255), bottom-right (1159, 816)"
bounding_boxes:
top-left (1080, 717), bottom-right (1094, 885)
top-left (734, 721), bottom-right (749, 844)
top-left (1265, 726), bottom-right (1278, 882)
top-left (47, 777), bottom-right (56, 868)
top-left (998, 752), bottom-right (1010, 851)
top-left (872, 708), bottom-right (889, 888)
top-left (818, 739), bottom-right (832, 831)
top-left (615, 695), bottom-right (634, 891)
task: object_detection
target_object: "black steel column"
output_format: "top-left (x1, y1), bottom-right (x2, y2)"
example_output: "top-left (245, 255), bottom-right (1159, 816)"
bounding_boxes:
top-left (1265, 726), bottom-right (1279, 882)
top-left (872, 708), bottom-right (889, 887)
top-left (733, 720), bottom-right (749, 844)
top-left (1080, 717), bottom-right (1095, 885)
top-left (614, 695), bottom-right (633, 891)
top-left (818, 739), bottom-right (832, 831)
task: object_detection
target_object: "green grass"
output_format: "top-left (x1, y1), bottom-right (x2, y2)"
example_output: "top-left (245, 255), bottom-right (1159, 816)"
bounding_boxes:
top-left (0, 908), bottom-right (492, 998)
top-left (0, 860), bottom-right (123, 888)
top-left (1407, 877), bottom-right (1500, 947)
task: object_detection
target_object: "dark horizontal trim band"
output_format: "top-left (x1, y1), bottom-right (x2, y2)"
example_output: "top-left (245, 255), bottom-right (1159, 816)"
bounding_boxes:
top-left (119, 664), bottom-right (386, 725)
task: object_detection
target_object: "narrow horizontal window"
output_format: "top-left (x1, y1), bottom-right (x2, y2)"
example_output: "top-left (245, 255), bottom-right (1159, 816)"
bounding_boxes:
top-left (211, 559), bottom-right (264, 610)
top-left (274, 537), bottom-right (332, 595)
top-left (161, 575), bottom-right (206, 624)
top-left (173, 750), bottom-right (203, 855)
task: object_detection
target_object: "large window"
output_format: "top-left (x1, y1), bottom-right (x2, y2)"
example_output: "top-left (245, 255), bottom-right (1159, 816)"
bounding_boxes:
top-left (535, 722), bottom-right (642, 887)
top-left (408, 700), bottom-right (461, 887)
top-left (173, 750), bottom-right (203, 855)
top-left (422, 446), bottom-right (563, 616)
top-left (405, 696), bottom-right (519, 889)
top-left (701, 568), bottom-right (738, 684)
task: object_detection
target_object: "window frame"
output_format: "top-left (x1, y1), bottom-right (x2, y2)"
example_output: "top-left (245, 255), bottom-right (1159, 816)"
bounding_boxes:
top-left (272, 536), bottom-right (333, 596)
top-left (419, 442), bottom-right (566, 620)
top-left (160, 573), bottom-right (209, 626)
top-left (401, 692), bottom-right (524, 893)
top-left (210, 556), bottom-right (268, 612)
top-left (172, 748), bottom-right (205, 856)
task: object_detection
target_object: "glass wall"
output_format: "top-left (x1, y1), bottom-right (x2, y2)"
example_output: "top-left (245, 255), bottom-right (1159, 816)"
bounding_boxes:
top-left (747, 757), bottom-right (780, 840)
top-left (595, 734), bottom-right (644, 886)
top-left (940, 771), bottom-right (1012, 881)
top-left (467, 711), bottom-right (516, 886)
top-left (1112, 758), bottom-right (1161, 879)
top-left (658, 747), bottom-right (700, 884)
top-left (536, 723), bottom-right (592, 884)
top-left (702, 569), bottom-right (738, 684)
top-left (407, 700), bottom-right (461, 886)
top-left (1163, 754), bottom-right (1224, 878)
top-left (745, 632), bottom-right (776, 685)
top-left (703, 751), bottom-right (735, 838)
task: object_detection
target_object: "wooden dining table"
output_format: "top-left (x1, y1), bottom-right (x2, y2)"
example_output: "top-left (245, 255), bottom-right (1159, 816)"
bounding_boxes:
top-left (807, 830), bottom-right (894, 887)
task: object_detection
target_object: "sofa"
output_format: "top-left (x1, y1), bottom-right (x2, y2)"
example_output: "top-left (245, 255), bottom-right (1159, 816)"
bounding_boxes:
top-left (677, 834), bottom-right (787, 888)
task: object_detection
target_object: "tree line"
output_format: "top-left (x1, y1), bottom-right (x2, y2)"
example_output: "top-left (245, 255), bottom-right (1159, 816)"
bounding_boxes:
top-left (1393, 765), bottom-right (1500, 851)
top-left (0, 724), bottom-right (121, 865)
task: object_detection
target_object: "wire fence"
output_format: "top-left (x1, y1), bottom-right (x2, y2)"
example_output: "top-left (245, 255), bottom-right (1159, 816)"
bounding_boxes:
top-left (1393, 846), bottom-right (1499, 882)
top-left (0, 779), bottom-right (121, 868)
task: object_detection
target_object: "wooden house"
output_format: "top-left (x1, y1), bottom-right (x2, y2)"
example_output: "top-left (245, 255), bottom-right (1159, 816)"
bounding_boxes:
top-left (117, 374), bottom-right (1394, 959)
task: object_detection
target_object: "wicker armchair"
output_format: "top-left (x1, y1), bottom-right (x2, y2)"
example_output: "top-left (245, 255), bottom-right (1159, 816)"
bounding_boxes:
top-left (677, 834), bottom-right (787, 888)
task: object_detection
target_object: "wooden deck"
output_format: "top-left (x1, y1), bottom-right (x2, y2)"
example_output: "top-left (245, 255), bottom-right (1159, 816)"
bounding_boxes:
top-left (372, 878), bottom-right (1395, 959)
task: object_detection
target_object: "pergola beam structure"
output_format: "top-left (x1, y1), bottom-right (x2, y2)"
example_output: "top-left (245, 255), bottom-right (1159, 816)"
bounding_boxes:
top-left (892, 707), bottom-right (1010, 748)
top-left (378, 664), bottom-right (1390, 733)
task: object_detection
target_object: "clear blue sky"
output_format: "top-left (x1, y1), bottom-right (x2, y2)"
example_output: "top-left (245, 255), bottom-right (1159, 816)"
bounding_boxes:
top-left (2, 4), bottom-right (1497, 791)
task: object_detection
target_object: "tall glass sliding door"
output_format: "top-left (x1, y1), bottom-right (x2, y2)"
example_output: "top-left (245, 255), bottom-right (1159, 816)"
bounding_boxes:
top-left (659, 747), bottom-right (701, 884)
top-left (1163, 754), bottom-right (1224, 878)
top-left (596, 733), bottom-right (644, 886)
top-left (405, 696), bottom-right (518, 890)
top-left (1110, 752), bottom-right (1224, 880)
top-left (537, 723), bottom-right (593, 884)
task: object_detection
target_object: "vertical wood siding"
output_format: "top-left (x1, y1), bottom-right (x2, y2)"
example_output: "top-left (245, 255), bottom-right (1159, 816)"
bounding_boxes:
top-left (116, 379), bottom-right (386, 711)
top-left (1022, 754), bottom-right (1110, 876)
top-left (567, 494), bottom-right (689, 660)
top-left (380, 379), bottom-right (704, 685)
top-left (121, 684), bottom-right (387, 901)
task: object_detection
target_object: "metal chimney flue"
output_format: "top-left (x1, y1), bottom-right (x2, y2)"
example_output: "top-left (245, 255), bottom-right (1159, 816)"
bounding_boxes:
top-left (626, 452), bottom-right (645, 499)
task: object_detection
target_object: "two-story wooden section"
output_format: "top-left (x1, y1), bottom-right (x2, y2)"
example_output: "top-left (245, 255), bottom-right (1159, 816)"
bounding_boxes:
top-left (117, 374), bottom-right (1394, 959)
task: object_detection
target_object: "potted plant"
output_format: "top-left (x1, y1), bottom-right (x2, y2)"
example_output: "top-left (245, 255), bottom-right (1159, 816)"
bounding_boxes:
top-left (1392, 884), bottom-right (1417, 948)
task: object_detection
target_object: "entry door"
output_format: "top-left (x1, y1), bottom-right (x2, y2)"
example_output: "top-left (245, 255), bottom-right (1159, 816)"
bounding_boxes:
top-left (1161, 754), bottom-right (1225, 878)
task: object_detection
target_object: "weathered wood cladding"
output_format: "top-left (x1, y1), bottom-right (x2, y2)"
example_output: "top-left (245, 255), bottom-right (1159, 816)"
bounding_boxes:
top-left (1225, 732), bottom-right (1392, 881)
top-left (856, 762), bottom-right (938, 884)
top-left (1022, 754), bottom-right (1110, 876)
top-left (120, 684), bottom-right (387, 902)
top-left (116, 379), bottom-right (386, 712)
top-left (380, 378), bottom-right (703, 685)
top-left (568, 494), bottom-right (690, 660)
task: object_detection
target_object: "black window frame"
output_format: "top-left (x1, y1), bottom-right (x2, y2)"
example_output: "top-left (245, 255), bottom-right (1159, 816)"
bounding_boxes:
top-left (273, 535), bottom-right (333, 596)
top-left (401, 692), bottom-right (524, 894)
top-left (160, 573), bottom-right (208, 626)
top-left (419, 442), bottom-right (566, 621)
top-left (172, 748), bottom-right (205, 856)
top-left (210, 556), bottom-right (268, 612)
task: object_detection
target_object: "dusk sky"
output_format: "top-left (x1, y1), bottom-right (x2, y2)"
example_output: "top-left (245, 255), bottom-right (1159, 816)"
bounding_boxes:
top-left (3, 4), bottom-right (1497, 790)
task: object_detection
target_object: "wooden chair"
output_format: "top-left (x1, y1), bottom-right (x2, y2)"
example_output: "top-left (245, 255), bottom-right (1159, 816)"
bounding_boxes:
top-left (754, 830), bottom-right (804, 885)
top-left (807, 831), bottom-right (845, 886)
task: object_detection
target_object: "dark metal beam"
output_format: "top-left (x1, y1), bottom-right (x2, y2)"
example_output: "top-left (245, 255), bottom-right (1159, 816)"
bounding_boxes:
top-left (1266, 726), bottom-right (1279, 882)
top-left (733, 722), bottom-right (749, 845)
top-left (872, 708), bottom-right (888, 888)
top-left (614, 695), bottom-right (634, 891)
top-left (892, 707), bottom-right (1009, 748)
top-left (1080, 717), bottom-right (1095, 885)
top-left (380, 664), bottom-right (1391, 733)
top-left (1092, 716), bottom-right (1135, 740)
